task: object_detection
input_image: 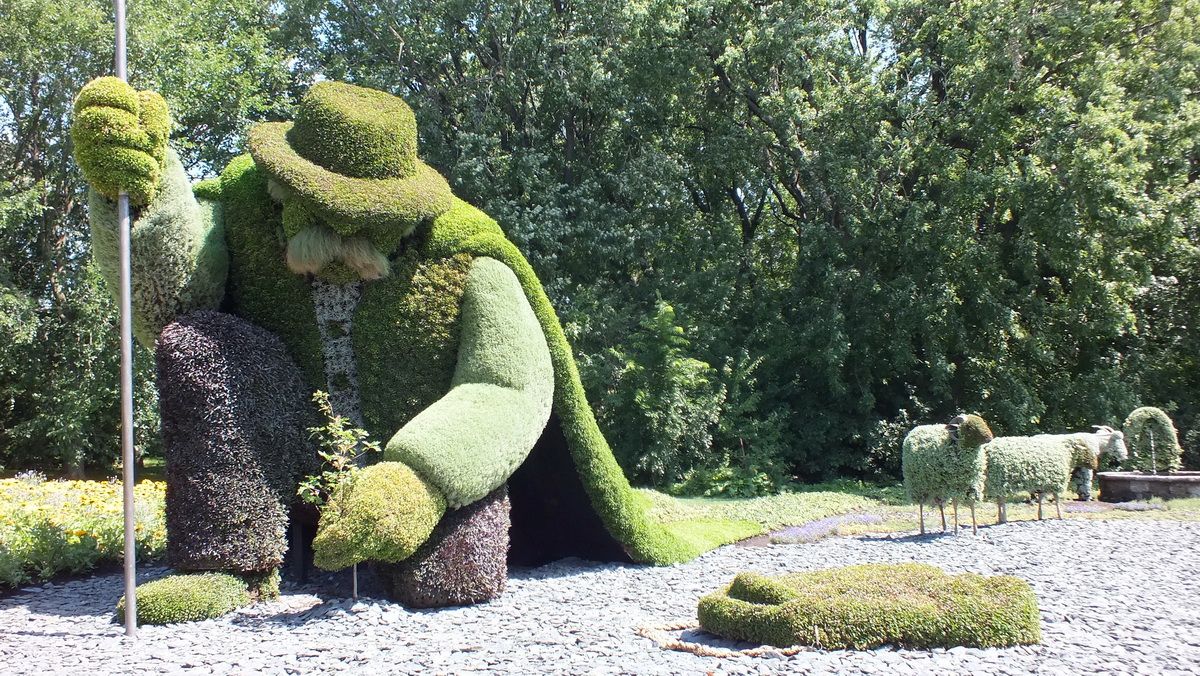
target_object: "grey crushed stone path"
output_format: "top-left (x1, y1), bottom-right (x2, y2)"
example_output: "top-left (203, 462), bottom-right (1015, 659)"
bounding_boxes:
top-left (1, 518), bottom-right (1198, 675)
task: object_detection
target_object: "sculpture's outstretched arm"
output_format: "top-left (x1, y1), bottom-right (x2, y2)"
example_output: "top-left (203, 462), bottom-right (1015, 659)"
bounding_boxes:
top-left (73, 77), bottom-right (227, 346)
top-left (385, 256), bottom-right (555, 508)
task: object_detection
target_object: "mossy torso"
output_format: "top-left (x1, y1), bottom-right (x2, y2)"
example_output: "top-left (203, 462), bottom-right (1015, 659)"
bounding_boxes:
top-left (217, 155), bottom-right (472, 441)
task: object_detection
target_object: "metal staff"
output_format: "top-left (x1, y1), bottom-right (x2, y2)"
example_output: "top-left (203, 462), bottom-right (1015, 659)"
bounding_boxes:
top-left (114, 0), bottom-right (138, 637)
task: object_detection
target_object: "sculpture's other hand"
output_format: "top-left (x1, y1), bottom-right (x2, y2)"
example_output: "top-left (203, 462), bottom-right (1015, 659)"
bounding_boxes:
top-left (311, 461), bottom-right (447, 571)
top-left (71, 76), bottom-right (170, 206)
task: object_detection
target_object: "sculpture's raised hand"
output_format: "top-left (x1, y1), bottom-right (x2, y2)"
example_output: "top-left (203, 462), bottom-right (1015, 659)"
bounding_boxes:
top-left (71, 76), bottom-right (170, 206)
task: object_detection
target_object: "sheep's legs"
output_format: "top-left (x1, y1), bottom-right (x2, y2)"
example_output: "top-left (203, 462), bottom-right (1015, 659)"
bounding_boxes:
top-left (1037, 493), bottom-right (1044, 520)
top-left (953, 499), bottom-right (960, 535)
top-left (970, 502), bottom-right (977, 535)
top-left (939, 503), bottom-right (947, 532)
top-left (919, 503), bottom-right (925, 535)
top-left (1055, 493), bottom-right (1062, 519)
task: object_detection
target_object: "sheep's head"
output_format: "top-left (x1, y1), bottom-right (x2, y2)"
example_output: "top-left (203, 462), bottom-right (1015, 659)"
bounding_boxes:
top-left (1092, 425), bottom-right (1129, 460)
top-left (947, 414), bottom-right (993, 449)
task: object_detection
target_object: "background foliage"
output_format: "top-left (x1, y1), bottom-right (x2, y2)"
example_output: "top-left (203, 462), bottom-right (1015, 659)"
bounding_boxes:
top-left (1, 0), bottom-right (1197, 488)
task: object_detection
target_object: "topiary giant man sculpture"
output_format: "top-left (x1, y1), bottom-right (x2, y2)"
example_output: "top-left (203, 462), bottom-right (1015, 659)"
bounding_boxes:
top-left (72, 78), bottom-right (750, 619)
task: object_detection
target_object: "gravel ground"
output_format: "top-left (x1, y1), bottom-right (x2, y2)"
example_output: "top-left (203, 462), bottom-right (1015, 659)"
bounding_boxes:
top-left (2, 518), bottom-right (1198, 675)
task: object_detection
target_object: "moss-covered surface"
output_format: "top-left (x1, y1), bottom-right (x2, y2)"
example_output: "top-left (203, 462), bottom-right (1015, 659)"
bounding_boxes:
top-left (216, 154), bottom-right (325, 387)
top-left (311, 462), bottom-right (446, 571)
top-left (87, 148), bottom-right (227, 347)
top-left (116, 573), bottom-right (251, 626)
top-left (72, 77), bottom-right (169, 206)
top-left (419, 198), bottom-right (758, 563)
top-left (384, 257), bottom-right (554, 508)
top-left (698, 564), bottom-right (1041, 650)
top-left (288, 81), bottom-right (419, 180)
top-left (355, 252), bottom-right (472, 438)
top-left (984, 436), bottom-right (1074, 500)
top-left (248, 121), bottom-right (454, 252)
top-left (1123, 407), bottom-right (1182, 473)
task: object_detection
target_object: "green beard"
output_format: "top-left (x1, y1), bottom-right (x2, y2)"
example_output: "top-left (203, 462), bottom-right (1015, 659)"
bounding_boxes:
top-left (285, 222), bottom-right (391, 281)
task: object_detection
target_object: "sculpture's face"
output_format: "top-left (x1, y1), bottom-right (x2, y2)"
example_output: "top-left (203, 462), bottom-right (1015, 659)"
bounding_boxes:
top-left (268, 181), bottom-right (401, 282)
top-left (1104, 430), bottom-right (1129, 460)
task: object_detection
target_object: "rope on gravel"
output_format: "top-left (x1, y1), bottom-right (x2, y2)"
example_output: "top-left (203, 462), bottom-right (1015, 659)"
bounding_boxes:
top-left (635, 620), bottom-right (810, 658)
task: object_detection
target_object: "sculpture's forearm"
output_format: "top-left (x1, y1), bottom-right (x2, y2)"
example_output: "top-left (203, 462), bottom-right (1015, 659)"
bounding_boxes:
top-left (88, 148), bottom-right (228, 347)
top-left (386, 257), bottom-right (554, 508)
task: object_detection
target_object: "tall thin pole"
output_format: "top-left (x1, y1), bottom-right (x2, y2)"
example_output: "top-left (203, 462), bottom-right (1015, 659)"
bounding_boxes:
top-left (114, 0), bottom-right (138, 638)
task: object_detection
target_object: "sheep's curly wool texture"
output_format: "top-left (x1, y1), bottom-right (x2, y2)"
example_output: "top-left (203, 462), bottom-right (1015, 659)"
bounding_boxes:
top-left (156, 311), bottom-right (319, 572)
top-left (1123, 407), bottom-right (1182, 473)
top-left (375, 487), bottom-right (510, 608)
top-left (983, 435), bottom-right (1074, 500)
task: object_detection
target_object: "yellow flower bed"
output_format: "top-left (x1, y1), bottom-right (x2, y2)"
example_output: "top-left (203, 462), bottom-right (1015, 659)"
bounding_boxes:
top-left (0, 476), bottom-right (166, 587)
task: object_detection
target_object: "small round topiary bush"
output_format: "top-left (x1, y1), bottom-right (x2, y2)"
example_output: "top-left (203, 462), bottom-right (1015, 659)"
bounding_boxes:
top-left (1123, 407), bottom-right (1182, 473)
top-left (697, 563), bottom-right (1041, 650)
top-left (116, 573), bottom-right (251, 626)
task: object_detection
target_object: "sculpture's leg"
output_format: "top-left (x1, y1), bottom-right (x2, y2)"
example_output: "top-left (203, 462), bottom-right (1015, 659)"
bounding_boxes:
top-left (939, 503), bottom-right (947, 532)
top-left (1037, 493), bottom-right (1044, 520)
top-left (970, 503), bottom-right (977, 535)
top-left (157, 311), bottom-right (318, 577)
top-left (377, 487), bottom-right (510, 608)
top-left (919, 503), bottom-right (925, 535)
top-left (953, 499), bottom-right (959, 535)
top-left (1055, 493), bottom-right (1062, 519)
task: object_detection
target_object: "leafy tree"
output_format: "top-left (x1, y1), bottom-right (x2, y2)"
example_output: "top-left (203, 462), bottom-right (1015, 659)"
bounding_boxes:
top-left (0, 0), bottom-right (292, 474)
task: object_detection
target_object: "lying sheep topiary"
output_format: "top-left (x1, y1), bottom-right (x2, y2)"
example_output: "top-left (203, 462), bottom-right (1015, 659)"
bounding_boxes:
top-left (902, 415), bottom-right (993, 534)
top-left (984, 427), bottom-right (1126, 522)
top-left (697, 564), bottom-right (1041, 650)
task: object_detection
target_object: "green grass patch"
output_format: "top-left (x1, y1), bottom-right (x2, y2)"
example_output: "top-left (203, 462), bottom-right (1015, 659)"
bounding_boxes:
top-left (698, 563), bottom-right (1041, 649)
top-left (639, 485), bottom-right (879, 536)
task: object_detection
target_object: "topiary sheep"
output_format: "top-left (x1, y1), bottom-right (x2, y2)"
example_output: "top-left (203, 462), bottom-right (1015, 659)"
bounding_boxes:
top-left (1122, 407), bottom-right (1182, 474)
top-left (902, 414), bottom-right (993, 535)
top-left (983, 427), bottom-right (1126, 522)
top-left (697, 564), bottom-right (1041, 650)
top-left (74, 77), bottom-right (751, 619)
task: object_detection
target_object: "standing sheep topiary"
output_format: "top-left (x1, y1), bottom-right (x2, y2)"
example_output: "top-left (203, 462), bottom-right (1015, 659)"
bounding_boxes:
top-left (983, 427), bottom-right (1125, 522)
top-left (1123, 407), bottom-right (1182, 474)
top-left (902, 414), bottom-right (993, 534)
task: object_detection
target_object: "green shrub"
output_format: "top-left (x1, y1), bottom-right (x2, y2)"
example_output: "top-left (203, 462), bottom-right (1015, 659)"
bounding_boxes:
top-left (116, 572), bottom-right (251, 625)
top-left (1123, 407), bottom-right (1182, 473)
top-left (698, 563), bottom-right (1041, 650)
top-left (71, 77), bottom-right (169, 206)
top-left (311, 461), bottom-right (446, 570)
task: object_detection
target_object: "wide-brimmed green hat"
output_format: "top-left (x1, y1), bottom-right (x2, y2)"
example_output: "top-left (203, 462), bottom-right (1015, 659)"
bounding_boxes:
top-left (248, 81), bottom-right (454, 245)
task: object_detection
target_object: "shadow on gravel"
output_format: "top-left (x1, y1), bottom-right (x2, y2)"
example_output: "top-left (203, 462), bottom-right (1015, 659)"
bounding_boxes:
top-left (0, 567), bottom-right (171, 620)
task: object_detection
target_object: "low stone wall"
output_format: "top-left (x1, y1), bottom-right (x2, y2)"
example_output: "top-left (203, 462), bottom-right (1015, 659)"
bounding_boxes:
top-left (1099, 471), bottom-right (1200, 502)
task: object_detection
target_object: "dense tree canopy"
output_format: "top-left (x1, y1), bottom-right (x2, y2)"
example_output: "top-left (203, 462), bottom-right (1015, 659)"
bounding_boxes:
top-left (1, 0), bottom-right (1197, 485)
